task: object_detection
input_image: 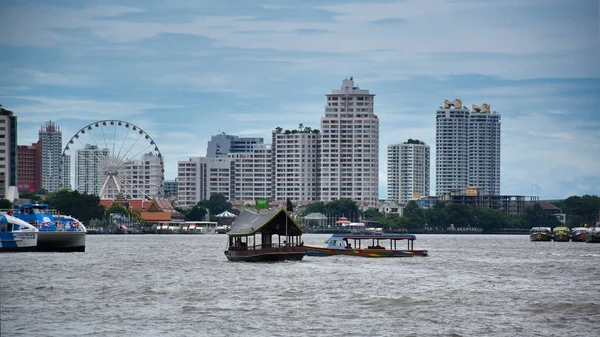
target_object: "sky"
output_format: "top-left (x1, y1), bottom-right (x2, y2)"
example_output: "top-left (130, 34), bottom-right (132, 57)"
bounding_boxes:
top-left (1, 0), bottom-right (599, 200)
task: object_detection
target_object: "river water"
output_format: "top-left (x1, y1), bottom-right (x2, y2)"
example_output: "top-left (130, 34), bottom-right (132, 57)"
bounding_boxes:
top-left (1, 234), bottom-right (599, 337)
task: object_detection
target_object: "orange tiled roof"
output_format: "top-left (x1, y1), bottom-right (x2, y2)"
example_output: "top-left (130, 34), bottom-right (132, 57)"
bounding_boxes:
top-left (140, 211), bottom-right (172, 222)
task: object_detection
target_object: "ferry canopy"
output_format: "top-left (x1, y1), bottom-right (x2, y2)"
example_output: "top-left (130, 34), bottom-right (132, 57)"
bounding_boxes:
top-left (228, 208), bottom-right (302, 237)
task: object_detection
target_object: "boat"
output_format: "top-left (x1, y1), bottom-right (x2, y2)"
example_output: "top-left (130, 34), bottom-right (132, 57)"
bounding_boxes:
top-left (552, 226), bottom-right (570, 242)
top-left (570, 227), bottom-right (588, 242)
top-left (215, 225), bottom-right (229, 234)
top-left (0, 213), bottom-right (39, 252)
top-left (585, 225), bottom-right (600, 243)
top-left (224, 208), bottom-right (306, 262)
top-left (13, 204), bottom-right (86, 252)
top-left (304, 233), bottom-right (428, 257)
top-left (529, 227), bottom-right (552, 241)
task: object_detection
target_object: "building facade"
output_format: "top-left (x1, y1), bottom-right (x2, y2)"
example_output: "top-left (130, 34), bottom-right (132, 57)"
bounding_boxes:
top-left (75, 144), bottom-right (109, 195)
top-left (177, 156), bottom-right (233, 208)
top-left (17, 141), bottom-right (42, 193)
top-left (163, 179), bottom-right (178, 198)
top-left (436, 99), bottom-right (500, 197)
top-left (320, 78), bottom-right (379, 206)
top-left (468, 104), bottom-right (501, 195)
top-left (271, 127), bottom-right (321, 203)
top-left (387, 140), bottom-right (430, 203)
top-left (39, 120), bottom-right (63, 193)
top-left (206, 133), bottom-right (264, 157)
top-left (230, 143), bottom-right (272, 202)
top-left (97, 152), bottom-right (164, 200)
top-left (0, 107), bottom-right (18, 199)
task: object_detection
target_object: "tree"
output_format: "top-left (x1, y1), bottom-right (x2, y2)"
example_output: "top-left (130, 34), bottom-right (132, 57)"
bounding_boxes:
top-left (521, 204), bottom-right (562, 227)
top-left (186, 205), bottom-right (207, 221)
top-left (361, 208), bottom-right (382, 220)
top-left (196, 193), bottom-right (232, 217)
top-left (286, 198), bottom-right (294, 212)
top-left (303, 201), bottom-right (326, 215)
top-left (446, 204), bottom-right (475, 227)
top-left (44, 189), bottom-right (105, 224)
top-left (0, 198), bottom-right (12, 209)
top-left (425, 202), bottom-right (449, 228)
top-left (325, 199), bottom-right (359, 222)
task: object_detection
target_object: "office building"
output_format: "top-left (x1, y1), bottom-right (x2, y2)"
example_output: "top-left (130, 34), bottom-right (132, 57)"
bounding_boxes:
top-left (39, 120), bottom-right (63, 192)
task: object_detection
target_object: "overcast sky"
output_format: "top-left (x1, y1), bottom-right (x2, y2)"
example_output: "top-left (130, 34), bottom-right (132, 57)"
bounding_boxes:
top-left (1, 0), bottom-right (598, 200)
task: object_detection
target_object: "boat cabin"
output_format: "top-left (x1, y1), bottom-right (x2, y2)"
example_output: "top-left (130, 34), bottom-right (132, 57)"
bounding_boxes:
top-left (224, 208), bottom-right (306, 262)
top-left (326, 233), bottom-right (419, 250)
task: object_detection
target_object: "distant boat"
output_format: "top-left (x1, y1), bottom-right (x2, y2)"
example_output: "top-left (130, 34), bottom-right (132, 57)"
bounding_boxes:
top-left (585, 226), bottom-right (600, 243)
top-left (13, 204), bottom-right (86, 252)
top-left (552, 226), bottom-right (570, 242)
top-left (529, 227), bottom-right (552, 242)
top-left (224, 208), bottom-right (306, 262)
top-left (570, 227), bottom-right (588, 242)
top-left (304, 233), bottom-right (428, 257)
top-left (0, 213), bottom-right (39, 252)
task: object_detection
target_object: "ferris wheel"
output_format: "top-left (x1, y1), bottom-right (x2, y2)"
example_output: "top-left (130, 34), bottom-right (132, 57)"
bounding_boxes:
top-left (59, 120), bottom-right (164, 200)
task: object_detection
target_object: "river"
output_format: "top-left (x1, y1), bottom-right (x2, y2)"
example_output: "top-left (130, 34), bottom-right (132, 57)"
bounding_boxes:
top-left (1, 234), bottom-right (599, 336)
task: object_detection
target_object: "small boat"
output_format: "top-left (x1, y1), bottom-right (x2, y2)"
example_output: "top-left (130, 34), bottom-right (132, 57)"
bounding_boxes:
top-left (570, 227), bottom-right (588, 242)
top-left (224, 208), bottom-right (306, 262)
top-left (304, 233), bottom-right (428, 257)
top-left (13, 204), bottom-right (86, 252)
top-left (0, 213), bottom-right (39, 252)
top-left (552, 226), bottom-right (570, 242)
top-left (585, 226), bottom-right (600, 243)
top-left (529, 227), bottom-right (552, 242)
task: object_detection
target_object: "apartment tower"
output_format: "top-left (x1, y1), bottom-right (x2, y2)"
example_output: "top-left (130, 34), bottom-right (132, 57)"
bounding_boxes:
top-left (272, 125), bottom-right (321, 203)
top-left (387, 140), bottom-right (430, 203)
top-left (40, 120), bottom-right (63, 192)
top-left (320, 78), bottom-right (379, 206)
top-left (436, 99), bottom-right (500, 197)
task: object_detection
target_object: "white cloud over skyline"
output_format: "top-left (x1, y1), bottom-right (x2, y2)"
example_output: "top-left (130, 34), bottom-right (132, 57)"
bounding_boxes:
top-left (1, 0), bottom-right (598, 200)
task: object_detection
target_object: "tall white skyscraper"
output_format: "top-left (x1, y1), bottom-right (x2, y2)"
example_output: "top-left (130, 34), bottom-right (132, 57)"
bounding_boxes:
top-left (387, 140), bottom-right (430, 203)
top-left (436, 99), bottom-right (501, 196)
top-left (75, 144), bottom-right (109, 195)
top-left (40, 120), bottom-right (63, 192)
top-left (272, 126), bottom-right (321, 203)
top-left (320, 78), bottom-right (379, 206)
top-left (468, 104), bottom-right (501, 195)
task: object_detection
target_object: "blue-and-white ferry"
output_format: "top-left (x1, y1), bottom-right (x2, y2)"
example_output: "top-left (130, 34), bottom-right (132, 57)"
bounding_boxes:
top-left (0, 213), bottom-right (39, 252)
top-left (13, 204), bottom-right (86, 252)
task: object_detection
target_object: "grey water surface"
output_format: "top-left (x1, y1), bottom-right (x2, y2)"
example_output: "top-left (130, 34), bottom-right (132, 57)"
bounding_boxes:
top-left (1, 234), bottom-right (599, 337)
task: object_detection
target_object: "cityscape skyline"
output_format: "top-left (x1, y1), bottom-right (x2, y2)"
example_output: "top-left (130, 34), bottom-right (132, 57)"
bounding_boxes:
top-left (1, 0), bottom-right (599, 200)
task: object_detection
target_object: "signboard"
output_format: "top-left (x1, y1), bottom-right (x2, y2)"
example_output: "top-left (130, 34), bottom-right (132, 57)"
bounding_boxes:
top-left (255, 198), bottom-right (269, 210)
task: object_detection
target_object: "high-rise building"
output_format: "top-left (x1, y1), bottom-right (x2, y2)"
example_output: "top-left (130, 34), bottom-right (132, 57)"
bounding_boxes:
top-left (272, 126), bottom-right (321, 203)
top-left (435, 99), bottom-right (500, 197)
top-left (17, 141), bottom-right (42, 194)
top-left (0, 106), bottom-right (18, 200)
top-left (230, 143), bottom-right (272, 202)
top-left (468, 104), bottom-right (501, 195)
top-left (39, 120), bottom-right (63, 192)
top-left (75, 144), bottom-right (109, 195)
top-left (177, 156), bottom-right (233, 208)
top-left (387, 140), bottom-right (430, 203)
top-left (320, 78), bottom-right (379, 206)
top-left (207, 133), bottom-right (264, 157)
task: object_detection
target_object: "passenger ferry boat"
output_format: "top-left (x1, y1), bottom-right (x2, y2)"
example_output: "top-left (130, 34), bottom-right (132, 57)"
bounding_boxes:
top-left (13, 204), bottom-right (86, 252)
top-left (157, 221), bottom-right (218, 234)
top-left (529, 227), bottom-right (552, 242)
top-left (570, 227), bottom-right (588, 242)
top-left (552, 226), bottom-right (570, 242)
top-left (224, 208), bottom-right (306, 262)
top-left (0, 213), bottom-right (39, 252)
top-left (304, 233), bottom-right (428, 257)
